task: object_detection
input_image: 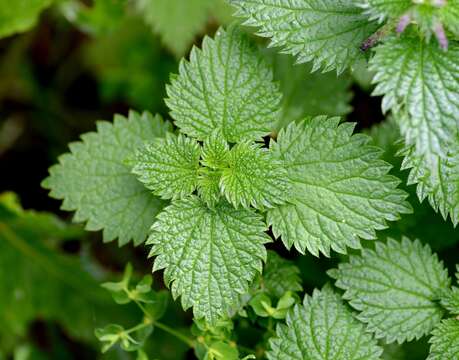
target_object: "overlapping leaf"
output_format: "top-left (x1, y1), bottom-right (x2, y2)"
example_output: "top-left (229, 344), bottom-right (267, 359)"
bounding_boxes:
top-left (267, 285), bottom-right (382, 359)
top-left (133, 133), bottom-right (201, 200)
top-left (370, 37), bottom-right (459, 224)
top-left (135, 0), bottom-right (233, 57)
top-left (42, 111), bottom-right (171, 246)
top-left (441, 266), bottom-right (459, 315)
top-left (220, 142), bottom-right (290, 209)
top-left (329, 237), bottom-right (450, 343)
top-left (428, 318), bottom-right (459, 360)
top-left (267, 116), bottom-right (411, 256)
top-left (367, 119), bottom-right (459, 251)
top-left (166, 26), bottom-right (282, 142)
top-left (230, 0), bottom-right (378, 73)
top-left (148, 196), bottom-right (270, 323)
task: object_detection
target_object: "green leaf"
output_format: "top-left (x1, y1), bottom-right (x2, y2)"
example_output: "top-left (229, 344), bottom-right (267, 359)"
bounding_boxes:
top-left (249, 293), bottom-right (273, 317)
top-left (207, 341), bottom-right (239, 360)
top-left (220, 142), bottom-right (290, 209)
top-left (101, 263), bottom-right (159, 305)
top-left (135, 0), bottom-right (234, 57)
top-left (441, 287), bottom-right (459, 316)
top-left (201, 129), bottom-right (230, 169)
top-left (267, 52), bottom-right (353, 132)
top-left (367, 119), bottom-right (459, 252)
top-left (267, 116), bottom-right (411, 256)
top-left (42, 111), bottom-right (171, 246)
top-left (101, 263), bottom-right (134, 304)
top-left (329, 237), bottom-right (450, 343)
top-left (197, 168), bottom-right (223, 208)
top-left (148, 196), bottom-right (270, 323)
top-left (439, 2), bottom-right (459, 37)
top-left (370, 37), bottom-right (459, 224)
top-left (133, 133), bottom-right (201, 200)
top-left (260, 250), bottom-right (302, 299)
top-left (0, 0), bottom-right (52, 38)
top-left (166, 26), bottom-right (282, 142)
top-left (230, 0), bottom-right (379, 73)
top-left (0, 195), bottom-right (130, 344)
top-left (136, 0), bottom-right (211, 57)
top-left (267, 285), bottom-right (383, 360)
top-left (428, 318), bottom-right (459, 360)
top-left (95, 322), bottom-right (153, 353)
top-left (95, 324), bottom-right (126, 353)
top-left (441, 265), bottom-right (459, 315)
top-left (272, 291), bottom-right (298, 319)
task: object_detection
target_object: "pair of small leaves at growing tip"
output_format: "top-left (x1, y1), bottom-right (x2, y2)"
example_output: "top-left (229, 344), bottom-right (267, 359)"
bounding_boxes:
top-left (192, 318), bottom-right (256, 360)
top-left (96, 263), bottom-right (168, 354)
top-left (132, 128), bottom-right (290, 210)
top-left (249, 291), bottom-right (298, 320)
top-left (101, 263), bottom-right (168, 313)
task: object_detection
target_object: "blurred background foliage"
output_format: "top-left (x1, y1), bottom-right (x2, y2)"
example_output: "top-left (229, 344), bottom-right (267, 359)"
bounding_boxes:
top-left (0, 0), bottom-right (457, 359)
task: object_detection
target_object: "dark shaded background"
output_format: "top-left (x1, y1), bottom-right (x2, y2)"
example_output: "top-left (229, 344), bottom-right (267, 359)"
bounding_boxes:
top-left (1, 4), bottom-right (455, 360)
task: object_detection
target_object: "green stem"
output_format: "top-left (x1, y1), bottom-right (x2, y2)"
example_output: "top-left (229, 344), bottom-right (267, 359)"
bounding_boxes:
top-left (125, 321), bottom-right (152, 335)
top-left (154, 321), bottom-right (195, 348)
top-left (134, 300), bottom-right (195, 348)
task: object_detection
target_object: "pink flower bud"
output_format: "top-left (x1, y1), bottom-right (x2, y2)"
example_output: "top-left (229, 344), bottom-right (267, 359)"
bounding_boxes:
top-left (396, 14), bottom-right (411, 34)
top-left (434, 23), bottom-right (448, 50)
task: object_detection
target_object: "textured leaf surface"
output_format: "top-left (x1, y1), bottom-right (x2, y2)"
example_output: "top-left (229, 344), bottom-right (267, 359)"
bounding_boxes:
top-left (359, 0), bottom-right (410, 22)
top-left (201, 129), bottom-right (230, 169)
top-left (0, 194), bottom-right (129, 344)
top-left (220, 142), bottom-right (290, 209)
top-left (166, 26), bottom-right (282, 142)
top-left (136, 0), bottom-right (233, 57)
top-left (440, 2), bottom-right (459, 37)
top-left (148, 196), bottom-right (270, 323)
top-left (230, 0), bottom-right (378, 73)
top-left (267, 116), bottom-right (411, 256)
top-left (267, 285), bottom-right (382, 360)
top-left (441, 266), bottom-right (459, 315)
top-left (261, 250), bottom-right (302, 298)
top-left (133, 133), bottom-right (201, 200)
top-left (368, 119), bottom-right (459, 252)
top-left (42, 111), bottom-right (171, 246)
top-left (268, 52), bottom-right (353, 132)
top-left (371, 37), bottom-right (459, 224)
top-left (329, 237), bottom-right (450, 343)
top-left (428, 318), bottom-right (459, 360)
top-left (441, 287), bottom-right (459, 315)
top-left (0, 0), bottom-right (51, 38)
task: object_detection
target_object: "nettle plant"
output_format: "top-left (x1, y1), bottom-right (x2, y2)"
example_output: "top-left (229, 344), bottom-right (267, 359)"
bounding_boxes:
top-left (43, 0), bottom-right (459, 358)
